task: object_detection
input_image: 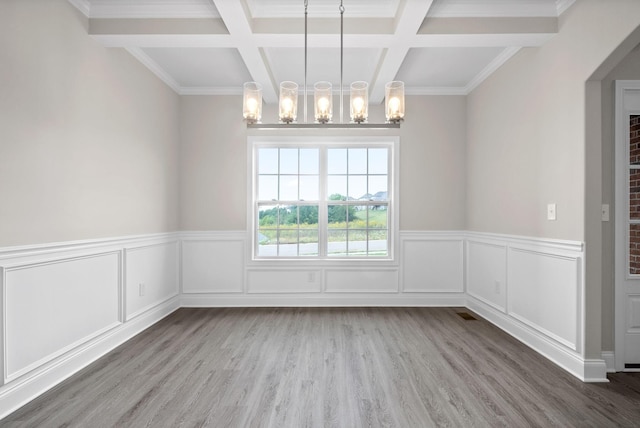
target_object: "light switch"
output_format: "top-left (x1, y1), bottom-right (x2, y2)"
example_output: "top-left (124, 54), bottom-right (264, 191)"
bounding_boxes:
top-left (547, 203), bottom-right (557, 221)
top-left (602, 204), bottom-right (610, 222)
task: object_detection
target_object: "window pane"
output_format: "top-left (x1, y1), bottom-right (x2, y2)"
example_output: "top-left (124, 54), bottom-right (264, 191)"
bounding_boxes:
top-left (299, 229), bottom-right (319, 256)
top-left (348, 175), bottom-right (367, 200)
top-left (280, 176), bottom-right (298, 201)
top-left (328, 230), bottom-right (347, 256)
top-left (631, 224), bottom-right (640, 274)
top-left (280, 148), bottom-right (298, 174)
top-left (328, 175), bottom-right (347, 199)
top-left (258, 176), bottom-right (278, 200)
top-left (348, 230), bottom-right (367, 256)
top-left (368, 176), bottom-right (388, 200)
top-left (258, 148), bottom-right (278, 174)
top-left (281, 205), bottom-right (299, 226)
top-left (632, 169), bottom-right (640, 219)
top-left (348, 148), bottom-right (367, 174)
top-left (368, 206), bottom-right (387, 229)
top-left (369, 230), bottom-right (388, 256)
top-left (298, 205), bottom-right (319, 226)
top-left (299, 176), bottom-right (319, 201)
top-left (328, 204), bottom-right (347, 228)
top-left (348, 205), bottom-right (366, 228)
top-left (328, 148), bottom-right (347, 174)
top-left (258, 204), bottom-right (278, 227)
top-left (300, 149), bottom-right (319, 174)
top-left (369, 148), bottom-right (388, 174)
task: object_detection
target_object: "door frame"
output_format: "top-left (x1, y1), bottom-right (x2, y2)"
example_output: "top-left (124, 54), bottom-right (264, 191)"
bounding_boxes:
top-left (614, 80), bottom-right (640, 372)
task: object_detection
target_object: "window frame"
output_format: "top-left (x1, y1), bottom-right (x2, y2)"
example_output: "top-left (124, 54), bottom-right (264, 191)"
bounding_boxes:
top-left (248, 136), bottom-right (399, 262)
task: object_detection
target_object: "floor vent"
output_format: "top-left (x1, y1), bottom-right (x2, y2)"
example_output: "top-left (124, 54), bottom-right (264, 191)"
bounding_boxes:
top-left (457, 312), bottom-right (477, 321)
top-left (625, 363), bottom-right (640, 369)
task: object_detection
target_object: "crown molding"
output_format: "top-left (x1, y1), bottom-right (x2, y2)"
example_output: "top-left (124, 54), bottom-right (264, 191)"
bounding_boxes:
top-left (427, 0), bottom-right (561, 18)
top-left (85, 0), bottom-right (219, 19)
top-left (464, 46), bottom-right (521, 94)
top-left (179, 87), bottom-right (243, 96)
top-left (67, 0), bottom-right (91, 17)
top-left (125, 47), bottom-right (181, 93)
top-left (556, 0), bottom-right (576, 16)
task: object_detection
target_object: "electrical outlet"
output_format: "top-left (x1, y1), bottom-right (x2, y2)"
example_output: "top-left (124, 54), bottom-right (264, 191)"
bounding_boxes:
top-left (495, 280), bottom-right (501, 294)
top-left (308, 272), bottom-right (315, 282)
top-left (139, 283), bottom-right (145, 297)
top-left (547, 203), bottom-right (557, 221)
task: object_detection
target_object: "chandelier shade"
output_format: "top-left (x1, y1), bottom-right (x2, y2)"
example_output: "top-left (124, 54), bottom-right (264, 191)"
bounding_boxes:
top-left (385, 81), bottom-right (405, 123)
top-left (350, 81), bottom-right (368, 123)
top-left (279, 81), bottom-right (298, 124)
top-left (314, 81), bottom-right (333, 123)
top-left (242, 82), bottom-right (262, 124)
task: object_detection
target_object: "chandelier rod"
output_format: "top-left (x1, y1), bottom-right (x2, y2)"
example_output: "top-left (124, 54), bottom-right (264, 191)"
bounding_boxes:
top-left (339, 0), bottom-right (344, 123)
top-left (304, 0), bottom-right (308, 123)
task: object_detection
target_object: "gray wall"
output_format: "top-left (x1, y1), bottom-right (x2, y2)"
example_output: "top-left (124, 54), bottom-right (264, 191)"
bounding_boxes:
top-left (178, 95), bottom-right (468, 232)
top-left (0, 0), bottom-right (180, 247)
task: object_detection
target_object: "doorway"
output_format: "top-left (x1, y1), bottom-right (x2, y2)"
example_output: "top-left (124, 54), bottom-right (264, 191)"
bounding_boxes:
top-left (615, 80), bottom-right (640, 371)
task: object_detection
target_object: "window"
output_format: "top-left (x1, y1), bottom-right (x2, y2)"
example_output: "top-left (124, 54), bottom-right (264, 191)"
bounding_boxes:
top-left (252, 138), bottom-right (397, 259)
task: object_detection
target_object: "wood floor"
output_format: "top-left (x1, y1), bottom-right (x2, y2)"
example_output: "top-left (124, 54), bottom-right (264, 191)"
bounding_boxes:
top-left (4, 307), bottom-right (640, 427)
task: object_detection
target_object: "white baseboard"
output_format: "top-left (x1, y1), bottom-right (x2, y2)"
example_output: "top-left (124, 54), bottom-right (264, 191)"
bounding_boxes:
top-left (601, 351), bottom-right (616, 373)
top-left (0, 297), bottom-right (180, 420)
top-left (468, 296), bottom-right (608, 383)
top-left (181, 293), bottom-right (466, 307)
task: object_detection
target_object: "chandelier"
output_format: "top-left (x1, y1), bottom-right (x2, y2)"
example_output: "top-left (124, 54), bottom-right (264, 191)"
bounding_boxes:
top-left (242, 0), bottom-right (405, 129)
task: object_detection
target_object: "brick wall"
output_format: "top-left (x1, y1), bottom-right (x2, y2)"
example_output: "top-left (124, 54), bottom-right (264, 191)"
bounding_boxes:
top-left (630, 115), bottom-right (640, 274)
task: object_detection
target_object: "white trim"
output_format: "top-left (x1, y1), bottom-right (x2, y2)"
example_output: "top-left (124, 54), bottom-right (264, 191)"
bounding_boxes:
top-left (86, 0), bottom-right (219, 19)
top-left (67, 0), bottom-right (91, 17)
top-left (556, 0), bottom-right (576, 16)
top-left (124, 47), bottom-right (181, 94)
top-left (180, 293), bottom-right (466, 308)
top-left (464, 47), bottom-right (521, 94)
top-left (602, 351), bottom-right (616, 373)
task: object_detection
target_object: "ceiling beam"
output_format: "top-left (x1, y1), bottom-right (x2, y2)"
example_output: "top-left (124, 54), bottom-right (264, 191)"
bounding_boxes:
top-left (369, 0), bottom-right (436, 103)
top-left (212, 0), bottom-right (278, 103)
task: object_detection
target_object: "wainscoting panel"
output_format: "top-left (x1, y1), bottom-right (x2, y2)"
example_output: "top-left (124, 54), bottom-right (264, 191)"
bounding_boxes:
top-left (325, 269), bottom-right (399, 293)
top-left (3, 252), bottom-right (121, 383)
top-left (402, 235), bottom-right (464, 293)
top-left (466, 239), bottom-right (507, 312)
top-left (182, 237), bottom-right (244, 294)
top-left (0, 233), bottom-right (180, 419)
top-left (247, 269), bottom-right (322, 293)
top-left (508, 247), bottom-right (580, 351)
top-left (125, 241), bottom-right (179, 320)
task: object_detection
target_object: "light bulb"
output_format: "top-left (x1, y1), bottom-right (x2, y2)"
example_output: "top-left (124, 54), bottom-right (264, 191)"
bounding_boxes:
top-left (317, 97), bottom-right (330, 114)
top-left (352, 97), bottom-right (364, 114)
top-left (388, 97), bottom-right (400, 114)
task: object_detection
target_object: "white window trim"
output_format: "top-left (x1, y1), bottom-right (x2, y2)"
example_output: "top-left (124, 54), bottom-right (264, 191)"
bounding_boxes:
top-left (247, 135), bottom-right (400, 265)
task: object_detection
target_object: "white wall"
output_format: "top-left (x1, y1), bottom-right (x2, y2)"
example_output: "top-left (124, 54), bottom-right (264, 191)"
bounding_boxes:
top-left (0, 0), bottom-right (180, 247)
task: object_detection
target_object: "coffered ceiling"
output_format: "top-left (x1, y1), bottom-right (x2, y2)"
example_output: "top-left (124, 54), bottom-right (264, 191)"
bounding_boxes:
top-left (69, 0), bottom-right (575, 103)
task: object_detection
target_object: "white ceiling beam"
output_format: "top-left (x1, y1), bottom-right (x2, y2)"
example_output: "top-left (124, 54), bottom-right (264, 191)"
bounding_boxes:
top-left (369, 0), bottom-right (436, 103)
top-left (212, 0), bottom-right (278, 103)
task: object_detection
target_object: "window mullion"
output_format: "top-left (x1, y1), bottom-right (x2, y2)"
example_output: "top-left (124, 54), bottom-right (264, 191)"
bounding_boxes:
top-left (319, 147), bottom-right (328, 257)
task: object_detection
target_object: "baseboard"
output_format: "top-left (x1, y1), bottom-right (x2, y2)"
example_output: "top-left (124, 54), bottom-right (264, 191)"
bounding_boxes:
top-left (181, 293), bottom-right (467, 307)
top-left (602, 351), bottom-right (616, 373)
top-left (0, 297), bottom-right (180, 420)
top-left (467, 296), bottom-right (608, 383)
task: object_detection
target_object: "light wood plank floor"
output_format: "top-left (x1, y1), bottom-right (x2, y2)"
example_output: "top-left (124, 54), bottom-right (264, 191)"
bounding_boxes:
top-left (4, 307), bottom-right (640, 427)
